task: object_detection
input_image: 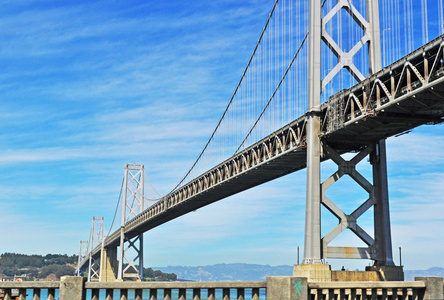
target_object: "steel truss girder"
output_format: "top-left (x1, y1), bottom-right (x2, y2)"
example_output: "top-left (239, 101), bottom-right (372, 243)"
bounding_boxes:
top-left (321, 144), bottom-right (377, 260)
top-left (323, 38), bottom-right (444, 138)
top-left (123, 117), bottom-right (307, 235)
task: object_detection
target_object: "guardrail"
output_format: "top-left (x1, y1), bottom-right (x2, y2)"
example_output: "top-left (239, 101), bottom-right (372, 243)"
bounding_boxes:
top-left (86, 281), bottom-right (266, 300)
top-left (0, 276), bottom-right (442, 300)
top-left (308, 281), bottom-right (427, 300)
top-left (0, 280), bottom-right (59, 300)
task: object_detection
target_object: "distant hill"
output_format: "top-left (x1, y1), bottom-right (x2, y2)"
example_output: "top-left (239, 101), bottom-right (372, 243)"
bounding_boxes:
top-left (2, 252), bottom-right (442, 282)
top-left (0, 253), bottom-right (77, 280)
top-left (0, 252), bottom-right (177, 281)
top-left (155, 263), bottom-right (293, 281)
top-left (155, 264), bottom-right (444, 282)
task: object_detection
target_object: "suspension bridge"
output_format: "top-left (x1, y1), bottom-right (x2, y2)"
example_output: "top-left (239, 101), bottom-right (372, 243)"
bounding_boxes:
top-left (76, 0), bottom-right (444, 282)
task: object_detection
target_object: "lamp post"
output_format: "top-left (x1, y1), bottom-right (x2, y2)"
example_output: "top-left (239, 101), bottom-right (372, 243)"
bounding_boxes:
top-left (383, 28), bottom-right (391, 67)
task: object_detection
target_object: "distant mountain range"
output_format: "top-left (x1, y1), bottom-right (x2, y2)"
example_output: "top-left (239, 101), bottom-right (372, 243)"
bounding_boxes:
top-left (404, 267), bottom-right (444, 281)
top-left (155, 264), bottom-right (444, 282)
top-left (156, 263), bottom-right (293, 281)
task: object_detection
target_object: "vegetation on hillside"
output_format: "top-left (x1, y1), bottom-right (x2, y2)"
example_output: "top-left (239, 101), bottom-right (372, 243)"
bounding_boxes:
top-left (0, 253), bottom-right (177, 281)
top-left (144, 267), bottom-right (177, 281)
top-left (0, 253), bottom-right (77, 280)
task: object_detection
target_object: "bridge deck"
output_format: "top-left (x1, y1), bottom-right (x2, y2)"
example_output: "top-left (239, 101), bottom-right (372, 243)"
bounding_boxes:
top-left (80, 34), bottom-right (444, 269)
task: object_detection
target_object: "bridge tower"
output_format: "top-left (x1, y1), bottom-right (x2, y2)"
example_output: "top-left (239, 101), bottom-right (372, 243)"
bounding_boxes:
top-left (117, 163), bottom-right (145, 281)
top-left (88, 216), bottom-right (104, 281)
top-left (76, 240), bottom-right (88, 276)
top-left (297, 0), bottom-right (403, 281)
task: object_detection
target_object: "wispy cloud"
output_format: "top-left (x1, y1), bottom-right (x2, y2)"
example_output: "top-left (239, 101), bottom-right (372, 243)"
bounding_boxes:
top-left (0, 0), bottom-right (442, 272)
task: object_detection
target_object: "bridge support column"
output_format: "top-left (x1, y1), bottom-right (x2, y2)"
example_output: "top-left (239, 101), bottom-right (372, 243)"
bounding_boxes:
top-left (100, 246), bottom-right (118, 282)
top-left (303, 0), bottom-right (323, 266)
top-left (367, 141), bottom-right (403, 280)
top-left (366, 0), bottom-right (399, 273)
top-left (370, 140), bottom-right (395, 266)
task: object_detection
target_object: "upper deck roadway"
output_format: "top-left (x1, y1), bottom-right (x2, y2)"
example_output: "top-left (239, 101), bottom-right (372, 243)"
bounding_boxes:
top-left (80, 34), bottom-right (444, 269)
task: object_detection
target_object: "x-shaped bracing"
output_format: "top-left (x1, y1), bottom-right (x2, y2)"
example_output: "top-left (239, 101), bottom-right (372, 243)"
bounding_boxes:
top-left (321, 143), bottom-right (377, 260)
top-left (125, 170), bottom-right (143, 222)
top-left (121, 235), bottom-right (143, 279)
top-left (88, 254), bottom-right (101, 281)
top-left (322, 0), bottom-right (371, 90)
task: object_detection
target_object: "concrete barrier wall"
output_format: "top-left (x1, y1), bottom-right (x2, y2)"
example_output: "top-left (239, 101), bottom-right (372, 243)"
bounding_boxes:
top-left (0, 276), bottom-right (442, 300)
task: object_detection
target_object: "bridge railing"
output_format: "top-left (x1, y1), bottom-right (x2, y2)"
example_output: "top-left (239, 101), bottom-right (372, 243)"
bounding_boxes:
top-left (0, 280), bottom-right (59, 299)
top-left (0, 276), bottom-right (442, 300)
top-left (308, 281), bottom-right (427, 300)
top-left (86, 281), bottom-right (266, 300)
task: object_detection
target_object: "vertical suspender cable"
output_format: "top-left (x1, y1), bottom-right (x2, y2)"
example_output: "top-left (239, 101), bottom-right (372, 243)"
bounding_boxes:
top-left (384, 0), bottom-right (387, 63)
top-left (408, 0), bottom-right (413, 51)
top-left (288, 0), bottom-right (291, 123)
top-left (422, 0), bottom-right (428, 45)
top-left (339, 7), bottom-right (342, 90)
top-left (403, 0), bottom-right (408, 56)
top-left (388, 0), bottom-right (392, 64)
top-left (439, 0), bottom-right (444, 34)
top-left (283, 0), bottom-right (285, 126)
top-left (390, 0), bottom-right (394, 61)
top-left (395, 0), bottom-right (400, 58)
top-left (268, 17), bottom-right (271, 133)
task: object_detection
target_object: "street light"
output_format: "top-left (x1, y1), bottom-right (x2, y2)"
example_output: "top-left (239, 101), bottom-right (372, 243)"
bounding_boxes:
top-left (383, 28), bottom-right (391, 67)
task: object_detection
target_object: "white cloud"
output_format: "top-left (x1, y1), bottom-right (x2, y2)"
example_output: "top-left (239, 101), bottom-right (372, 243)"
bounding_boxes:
top-left (0, 0), bottom-right (442, 273)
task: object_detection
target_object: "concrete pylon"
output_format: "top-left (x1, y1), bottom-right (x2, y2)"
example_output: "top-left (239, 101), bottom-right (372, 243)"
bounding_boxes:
top-left (100, 246), bottom-right (118, 282)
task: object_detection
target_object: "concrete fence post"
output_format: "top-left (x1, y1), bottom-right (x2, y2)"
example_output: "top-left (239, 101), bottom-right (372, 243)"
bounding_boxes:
top-left (266, 276), bottom-right (308, 300)
top-left (415, 277), bottom-right (444, 300)
top-left (59, 276), bottom-right (85, 300)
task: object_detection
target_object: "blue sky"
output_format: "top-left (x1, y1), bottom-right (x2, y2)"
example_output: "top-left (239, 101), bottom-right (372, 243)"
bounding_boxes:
top-left (0, 0), bottom-right (443, 273)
